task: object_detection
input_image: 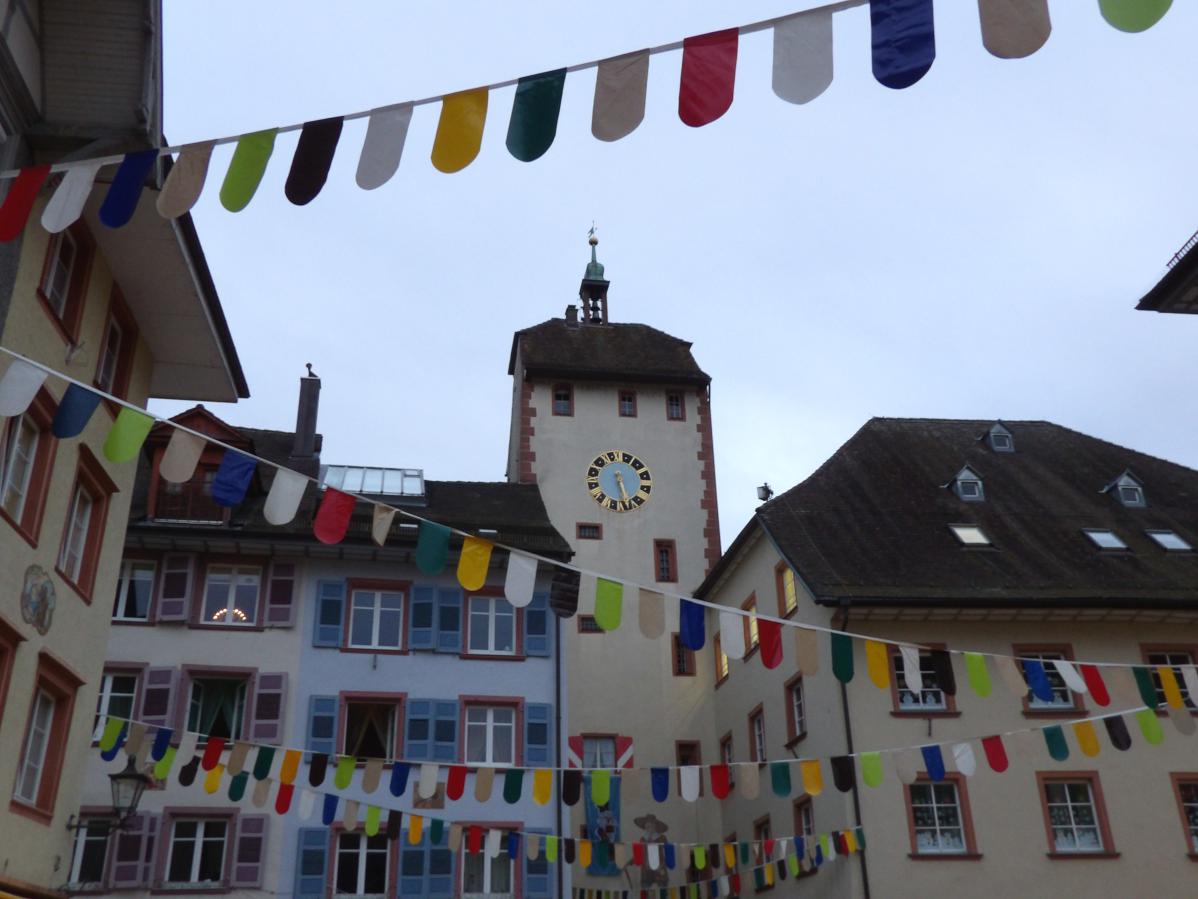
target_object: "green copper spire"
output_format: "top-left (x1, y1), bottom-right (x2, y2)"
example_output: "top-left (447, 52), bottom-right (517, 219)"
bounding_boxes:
top-left (584, 226), bottom-right (605, 281)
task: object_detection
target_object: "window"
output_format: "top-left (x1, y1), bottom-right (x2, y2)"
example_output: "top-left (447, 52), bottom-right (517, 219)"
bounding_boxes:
top-left (187, 677), bottom-right (248, 742)
top-left (987, 423), bottom-right (1014, 453)
top-left (348, 589), bottom-right (404, 650)
top-left (59, 483), bottom-right (96, 584)
top-left (552, 384), bottom-right (573, 416)
top-left (1173, 775), bottom-right (1198, 854)
top-left (335, 832), bottom-right (389, 896)
top-left (93, 292), bottom-right (138, 400)
top-left (753, 817), bottom-right (772, 870)
top-left (154, 467), bottom-right (225, 523)
top-left (742, 597), bottom-right (759, 652)
top-left (93, 671), bottom-right (138, 740)
top-left (666, 392), bottom-right (685, 421)
top-left (69, 819), bottom-right (111, 886)
top-left (953, 467), bottom-right (984, 502)
top-left (201, 565), bottom-right (261, 626)
top-left (618, 390), bottom-right (637, 418)
top-left (462, 850), bottom-right (511, 897)
top-left (785, 674), bottom-right (806, 742)
top-left (1038, 775), bottom-right (1113, 855)
top-left (1147, 530), bottom-right (1192, 552)
top-left (583, 737), bottom-right (616, 768)
top-left (1144, 650), bottom-right (1197, 709)
top-left (949, 524), bottom-right (990, 546)
top-left (577, 615), bottom-right (602, 634)
top-left (907, 779), bottom-right (975, 855)
top-left (893, 650), bottom-right (949, 712)
top-left (95, 317), bottom-right (123, 393)
top-left (42, 230), bottom-right (79, 319)
top-left (676, 741), bottom-right (702, 795)
top-left (1017, 648), bottom-right (1081, 712)
top-left (464, 706), bottom-right (516, 765)
top-left (653, 540), bottom-right (677, 583)
top-left (671, 634), bottom-right (695, 677)
top-left (15, 689), bottom-right (55, 804)
top-left (112, 560), bottom-right (155, 621)
top-left (0, 619), bottom-right (23, 731)
top-left (794, 799), bottom-right (815, 840)
top-left (1, 414), bottom-right (41, 522)
top-left (12, 652), bottom-right (81, 818)
top-left (720, 733), bottom-right (733, 768)
top-left (344, 701), bottom-right (398, 759)
top-left (776, 564), bottom-right (798, 616)
top-left (1109, 473), bottom-right (1146, 508)
top-left (166, 819), bottom-right (227, 885)
top-left (576, 523), bottom-right (602, 540)
top-left (1119, 485), bottom-right (1145, 506)
top-left (1083, 529), bottom-right (1127, 550)
top-left (467, 596), bottom-right (516, 655)
top-left (322, 466), bottom-right (424, 498)
top-left (748, 707), bottom-right (766, 762)
top-left (714, 635), bottom-right (729, 684)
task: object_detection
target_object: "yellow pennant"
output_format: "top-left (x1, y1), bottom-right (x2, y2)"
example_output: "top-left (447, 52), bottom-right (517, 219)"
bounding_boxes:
top-left (724, 842), bottom-right (736, 869)
top-left (800, 759), bottom-right (824, 796)
top-left (1158, 666), bottom-right (1184, 709)
top-left (408, 814), bottom-right (423, 844)
top-left (532, 768), bottom-right (553, 806)
top-left (280, 749), bottom-right (302, 785)
top-left (457, 536), bottom-right (493, 591)
top-left (431, 89), bottom-right (489, 173)
top-left (764, 862), bottom-right (775, 886)
top-left (865, 640), bottom-right (890, 689)
top-left (203, 763), bottom-right (224, 794)
top-left (844, 830), bottom-right (858, 853)
top-left (579, 839), bottom-right (592, 868)
top-left (1072, 720), bottom-right (1101, 758)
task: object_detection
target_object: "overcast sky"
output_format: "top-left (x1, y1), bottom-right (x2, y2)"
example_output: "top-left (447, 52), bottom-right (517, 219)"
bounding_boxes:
top-left (155, 1), bottom-right (1198, 546)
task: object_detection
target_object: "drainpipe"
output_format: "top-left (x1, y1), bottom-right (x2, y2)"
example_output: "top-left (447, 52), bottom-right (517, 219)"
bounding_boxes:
top-left (836, 598), bottom-right (872, 899)
top-left (554, 612), bottom-right (564, 899)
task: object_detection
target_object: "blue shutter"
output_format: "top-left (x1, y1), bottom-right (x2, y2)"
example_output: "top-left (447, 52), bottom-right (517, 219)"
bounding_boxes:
top-left (399, 830), bottom-right (426, 895)
top-left (427, 826), bottom-right (454, 898)
top-left (294, 827), bottom-right (329, 899)
top-left (524, 829), bottom-right (551, 898)
top-left (432, 700), bottom-right (459, 761)
top-left (306, 695), bottom-right (338, 756)
top-left (312, 580), bottom-right (345, 647)
top-left (525, 592), bottom-right (551, 656)
top-left (409, 586), bottom-right (435, 650)
top-left (406, 700), bottom-right (432, 760)
top-left (525, 703), bottom-right (552, 765)
top-left (435, 588), bottom-right (462, 652)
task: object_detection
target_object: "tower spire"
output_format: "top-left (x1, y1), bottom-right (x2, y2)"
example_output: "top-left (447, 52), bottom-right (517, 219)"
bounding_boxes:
top-left (580, 225), bottom-right (609, 324)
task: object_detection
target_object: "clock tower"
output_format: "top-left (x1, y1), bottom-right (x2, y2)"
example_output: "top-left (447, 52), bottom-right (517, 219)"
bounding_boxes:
top-left (506, 237), bottom-right (722, 888)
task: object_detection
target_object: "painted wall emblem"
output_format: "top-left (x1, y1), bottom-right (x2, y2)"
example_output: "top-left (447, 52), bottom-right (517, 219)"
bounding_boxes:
top-left (21, 564), bottom-right (55, 634)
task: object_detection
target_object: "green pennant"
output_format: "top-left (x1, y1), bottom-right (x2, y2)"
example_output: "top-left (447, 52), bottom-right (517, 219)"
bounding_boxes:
top-left (595, 840), bottom-right (610, 868)
top-left (1133, 666), bottom-right (1160, 708)
top-left (964, 652), bottom-right (992, 697)
top-left (1098, 0), bottom-right (1172, 33)
top-left (859, 752), bottom-right (884, 788)
top-left (103, 407), bottom-right (154, 463)
top-left (220, 129), bottom-right (278, 212)
top-left (416, 521), bottom-right (451, 574)
top-left (153, 747), bottom-right (177, 780)
top-left (769, 761), bottom-right (792, 797)
top-left (831, 632), bottom-right (854, 683)
top-left (1135, 708), bottom-right (1165, 745)
top-left (545, 835), bottom-right (559, 863)
top-left (691, 844), bottom-right (705, 870)
top-left (334, 756), bottom-right (356, 790)
top-left (1042, 725), bottom-right (1069, 761)
top-left (787, 853), bottom-right (800, 876)
top-left (364, 805), bottom-right (381, 837)
top-left (854, 827), bottom-right (866, 850)
top-left (429, 817), bottom-right (444, 844)
top-left (739, 841), bottom-right (750, 865)
top-left (503, 768), bottom-right (525, 804)
top-left (252, 746), bottom-right (275, 781)
top-left (98, 717), bottom-right (125, 752)
top-left (505, 69), bottom-right (567, 162)
top-left (594, 578), bottom-right (623, 632)
top-left (227, 771), bottom-right (249, 802)
top-left (589, 769), bottom-right (611, 806)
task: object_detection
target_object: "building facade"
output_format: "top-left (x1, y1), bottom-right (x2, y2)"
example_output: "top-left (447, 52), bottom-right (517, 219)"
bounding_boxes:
top-left (0, 5), bottom-right (247, 896)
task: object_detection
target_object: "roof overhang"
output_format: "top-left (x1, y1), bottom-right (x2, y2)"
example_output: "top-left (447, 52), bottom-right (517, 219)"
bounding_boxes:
top-left (1135, 247), bottom-right (1198, 314)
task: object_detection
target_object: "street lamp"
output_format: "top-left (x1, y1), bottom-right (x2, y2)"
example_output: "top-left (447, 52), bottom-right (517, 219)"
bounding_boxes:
top-left (67, 757), bottom-right (152, 833)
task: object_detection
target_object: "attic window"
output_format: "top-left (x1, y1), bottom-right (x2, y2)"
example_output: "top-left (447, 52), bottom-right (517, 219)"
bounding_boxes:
top-left (1107, 473), bottom-right (1146, 508)
top-left (1083, 529), bottom-right (1127, 551)
top-left (1146, 530), bottom-right (1192, 552)
top-left (321, 466), bottom-right (424, 497)
top-left (987, 424), bottom-right (1014, 453)
top-left (953, 467), bottom-right (984, 502)
top-left (949, 524), bottom-right (990, 546)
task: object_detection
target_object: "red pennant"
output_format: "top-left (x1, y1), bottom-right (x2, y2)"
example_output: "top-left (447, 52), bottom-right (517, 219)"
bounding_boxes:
top-left (0, 165), bottom-right (51, 241)
top-left (314, 488), bottom-right (356, 544)
top-left (710, 763), bottom-right (731, 799)
top-left (678, 29), bottom-right (739, 127)
top-left (764, 838), bottom-right (775, 858)
top-left (446, 765), bottom-right (467, 800)
top-left (981, 735), bottom-right (1008, 773)
top-left (275, 782), bottom-right (294, 815)
top-left (731, 874), bottom-right (741, 894)
top-left (200, 737), bottom-right (226, 771)
top-left (467, 824), bottom-right (483, 854)
top-left (632, 842), bottom-right (645, 866)
top-left (758, 619), bottom-right (783, 669)
top-left (1080, 664), bottom-right (1110, 707)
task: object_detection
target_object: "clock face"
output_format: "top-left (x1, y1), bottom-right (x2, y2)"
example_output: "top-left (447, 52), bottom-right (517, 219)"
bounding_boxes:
top-left (586, 450), bottom-right (652, 513)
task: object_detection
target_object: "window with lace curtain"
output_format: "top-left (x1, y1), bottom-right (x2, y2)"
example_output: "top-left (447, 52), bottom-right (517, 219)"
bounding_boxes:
top-left (343, 701), bottom-right (399, 759)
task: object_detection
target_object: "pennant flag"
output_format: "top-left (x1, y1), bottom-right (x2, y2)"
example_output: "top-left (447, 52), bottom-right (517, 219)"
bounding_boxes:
top-left (408, 814), bottom-right (423, 843)
top-left (507, 832), bottom-right (521, 861)
top-left (921, 745), bottom-right (946, 781)
top-left (446, 765), bottom-right (467, 801)
top-left (739, 759), bottom-right (760, 799)
top-left (692, 845), bottom-right (707, 871)
top-left (550, 567), bottom-right (581, 618)
top-left (503, 552), bottom-right (537, 608)
top-left (203, 763), bottom-right (224, 794)
top-left (285, 117), bottom-right (343, 205)
top-left (220, 129), bottom-right (278, 212)
top-left (370, 505), bottom-right (395, 547)
top-left (545, 836), bottom-right (559, 864)
top-left (151, 727), bottom-right (173, 761)
top-left (1052, 660), bottom-right (1088, 696)
top-left (719, 611), bottom-right (746, 661)
top-left (1157, 666), bottom-right (1184, 709)
top-left (587, 769), bottom-right (611, 806)
top-left (638, 588), bottom-right (666, 638)
top-left (364, 804), bottom-right (381, 837)
top-left (449, 823), bottom-right (463, 853)
top-left (226, 741), bottom-right (250, 776)
top-left (431, 89), bottom-right (488, 173)
top-left (739, 841), bottom-right (750, 866)
top-left (860, 752), bottom-right (884, 787)
top-left (532, 767), bottom-right (553, 805)
top-left (998, 655), bottom-right (1030, 697)
top-left (0, 164), bottom-right (50, 240)
top-left (1098, 0), bottom-right (1172, 33)
top-left (711, 763), bottom-right (731, 799)
top-left (1133, 666), bottom-right (1160, 708)
top-left (831, 632), bottom-right (854, 683)
top-left (892, 749), bottom-right (919, 784)
top-left (280, 749), bottom-right (301, 785)
top-left (1021, 659), bottom-right (1055, 703)
top-left (929, 650), bottom-right (956, 695)
top-left (1181, 666), bottom-right (1198, 703)
top-left (898, 646), bottom-right (922, 693)
top-left (52, 384), bottom-right (103, 439)
top-left (663, 842), bottom-right (675, 869)
top-left (563, 838), bottom-right (576, 865)
top-left (964, 652), bottom-right (991, 697)
top-left (321, 793), bottom-right (338, 826)
top-left (870, 0), bottom-right (936, 89)
top-left (158, 142), bottom-right (214, 218)
top-left (651, 767), bottom-right (669, 802)
top-left (42, 160), bottom-right (102, 232)
top-left (457, 536), bottom-right (493, 590)
top-left (977, 0), bottom-right (1051, 59)
top-left (211, 450), bottom-right (256, 507)
top-left (1166, 704), bottom-right (1197, 735)
top-left (562, 769), bottom-right (582, 806)
top-left (1042, 725), bottom-right (1069, 761)
top-left (228, 770), bottom-right (249, 802)
top-left (951, 742), bottom-right (976, 777)
top-left (830, 756), bottom-right (855, 793)
top-left (594, 578), bottom-right (624, 631)
top-left (416, 521), bottom-right (451, 574)
top-left (334, 755), bottom-right (356, 790)
top-left (772, 9), bottom-right (834, 104)
top-left (314, 487), bottom-right (356, 544)
top-left (273, 782), bottom-right (293, 814)
top-left (160, 429), bottom-right (206, 483)
top-left (99, 149), bottom-right (157, 228)
top-left (800, 759), bottom-right (823, 796)
top-left (578, 839), bottom-right (592, 868)
top-left (418, 762), bottom-right (439, 799)
top-left (680, 766), bottom-right (701, 802)
top-left (679, 599), bottom-right (705, 650)
top-left (769, 761), bottom-right (792, 797)
top-left (386, 809), bottom-right (402, 840)
top-left (506, 69), bottom-right (567, 162)
top-left (308, 752), bottom-right (328, 787)
top-left (1135, 708), bottom-right (1165, 745)
top-left (390, 762), bottom-right (410, 797)
top-left (503, 768), bottom-right (525, 804)
top-left (1073, 720), bottom-right (1101, 758)
top-left (474, 766), bottom-right (495, 802)
top-left (794, 627), bottom-right (820, 676)
top-left (591, 50), bottom-right (649, 141)
top-left (98, 717), bottom-right (125, 753)
top-left (200, 736), bottom-right (226, 771)
top-left (759, 619), bottom-right (783, 669)
top-left (254, 777), bottom-right (274, 807)
top-left (356, 103), bottom-right (413, 190)
top-left (678, 29), bottom-right (738, 127)
top-left (1103, 714), bottom-right (1132, 751)
top-left (0, 359), bottom-right (46, 416)
top-left (526, 832), bottom-right (540, 861)
top-left (153, 747), bottom-right (177, 780)
top-left (343, 800), bottom-right (360, 831)
top-left (429, 818), bottom-right (444, 845)
top-left (263, 469), bottom-right (308, 525)
top-left (178, 755), bottom-right (200, 787)
top-left (864, 640), bottom-right (889, 688)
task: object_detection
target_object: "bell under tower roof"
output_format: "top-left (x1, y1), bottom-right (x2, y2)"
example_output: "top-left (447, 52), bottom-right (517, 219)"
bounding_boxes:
top-left (580, 227), bottom-right (610, 325)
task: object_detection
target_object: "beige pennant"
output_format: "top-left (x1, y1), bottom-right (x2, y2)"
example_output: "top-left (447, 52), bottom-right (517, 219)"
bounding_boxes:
top-left (794, 627), bottom-right (820, 676)
top-left (978, 0), bottom-right (1051, 60)
top-left (226, 741), bottom-right (251, 776)
top-left (1166, 704), bottom-right (1196, 735)
top-left (592, 50), bottom-right (649, 142)
top-left (371, 505), bottom-right (396, 547)
top-left (638, 588), bottom-right (665, 639)
top-left (893, 748), bottom-right (922, 785)
top-left (474, 766), bottom-right (495, 802)
top-left (157, 142), bottom-right (215, 218)
top-left (251, 777), bottom-right (272, 807)
top-left (361, 758), bottom-right (384, 793)
top-left (343, 799), bottom-right (360, 831)
top-left (997, 656), bottom-right (1029, 698)
top-left (739, 762), bottom-right (760, 800)
top-left (449, 823), bottom-right (464, 852)
top-left (123, 722), bottom-right (148, 758)
top-left (614, 841), bottom-right (629, 868)
top-left (160, 429), bottom-right (206, 483)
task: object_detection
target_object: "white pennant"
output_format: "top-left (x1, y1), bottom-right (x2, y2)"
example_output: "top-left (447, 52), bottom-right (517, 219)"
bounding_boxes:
top-left (647, 842), bottom-right (661, 870)
top-left (772, 9), bottom-right (834, 105)
top-left (42, 161), bottom-right (103, 233)
top-left (159, 430), bottom-right (206, 483)
top-left (298, 789), bottom-right (317, 820)
top-left (485, 827), bottom-right (502, 858)
top-left (504, 552), bottom-right (538, 608)
top-left (680, 765), bottom-right (701, 802)
top-left (263, 469), bottom-right (309, 525)
top-left (356, 104), bottom-right (413, 190)
top-left (0, 359), bottom-right (46, 417)
top-left (718, 875), bottom-right (729, 895)
top-left (719, 611), bottom-right (747, 660)
top-left (1180, 665), bottom-right (1198, 703)
top-left (951, 742), bottom-right (977, 777)
top-left (1052, 659), bottom-right (1088, 694)
top-left (899, 646), bottom-right (923, 694)
top-left (417, 763), bottom-right (439, 799)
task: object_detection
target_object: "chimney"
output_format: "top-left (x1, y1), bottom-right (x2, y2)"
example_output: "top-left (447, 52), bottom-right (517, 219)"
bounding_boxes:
top-left (565, 303), bottom-right (578, 325)
top-left (292, 363), bottom-right (321, 459)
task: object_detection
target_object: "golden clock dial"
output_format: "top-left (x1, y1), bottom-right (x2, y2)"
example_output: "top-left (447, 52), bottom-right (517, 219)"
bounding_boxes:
top-left (586, 450), bottom-right (652, 512)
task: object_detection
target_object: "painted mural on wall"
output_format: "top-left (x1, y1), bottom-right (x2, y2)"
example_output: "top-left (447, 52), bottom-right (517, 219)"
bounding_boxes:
top-left (584, 774), bottom-right (620, 876)
top-left (21, 564), bottom-right (54, 634)
top-left (633, 813), bottom-right (670, 887)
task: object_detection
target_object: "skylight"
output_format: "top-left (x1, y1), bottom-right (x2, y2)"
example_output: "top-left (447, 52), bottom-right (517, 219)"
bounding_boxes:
top-left (949, 525), bottom-right (990, 546)
top-left (321, 465), bottom-right (425, 497)
top-left (1146, 530), bottom-right (1192, 552)
top-left (1083, 529), bottom-right (1127, 550)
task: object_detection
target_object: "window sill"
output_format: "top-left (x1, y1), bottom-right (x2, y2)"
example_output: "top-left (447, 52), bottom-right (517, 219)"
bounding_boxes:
top-left (0, 507), bottom-right (39, 549)
top-left (744, 645), bottom-right (760, 661)
top-left (715, 675), bottom-right (729, 689)
top-left (1045, 851), bottom-right (1120, 860)
top-left (152, 882), bottom-right (231, 894)
top-left (908, 852), bottom-right (982, 861)
top-left (890, 710), bottom-right (961, 719)
top-left (112, 618), bottom-right (154, 627)
top-left (55, 568), bottom-right (94, 604)
top-left (1022, 708), bottom-right (1086, 719)
top-left (35, 290), bottom-right (80, 346)
top-left (784, 733), bottom-right (807, 750)
top-left (8, 798), bottom-right (53, 826)
top-left (187, 622), bottom-right (264, 633)
top-left (342, 645), bottom-right (409, 656)
top-left (459, 652), bottom-right (526, 662)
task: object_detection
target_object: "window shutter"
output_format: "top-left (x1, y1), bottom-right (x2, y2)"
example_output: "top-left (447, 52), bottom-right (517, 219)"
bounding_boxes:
top-left (139, 667), bottom-right (178, 730)
top-left (409, 586), bottom-right (436, 650)
top-left (399, 831), bottom-right (426, 895)
top-left (524, 828), bottom-right (551, 898)
top-left (432, 700), bottom-right (459, 761)
top-left (265, 562), bottom-right (296, 626)
top-left (427, 828), bottom-right (454, 899)
top-left (524, 703), bottom-right (552, 765)
top-left (250, 672), bottom-right (288, 743)
top-left (434, 588), bottom-right (462, 653)
top-left (232, 814), bottom-right (268, 888)
top-left (156, 554), bottom-right (193, 621)
top-left (110, 812), bottom-right (153, 887)
top-left (406, 699), bottom-right (432, 760)
top-left (312, 579), bottom-right (345, 647)
top-left (306, 695), bottom-right (338, 756)
top-left (524, 592), bottom-right (551, 656)
top-left (294, 827), bottom-right (329, 899)
top-left (140, 813), bottom-right (159, 888)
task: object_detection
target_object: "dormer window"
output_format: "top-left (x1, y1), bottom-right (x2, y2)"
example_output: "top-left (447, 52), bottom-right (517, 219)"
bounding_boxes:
top-left (1117, 483), bottom-right (1145, 508)
top-left (987, 423), bottom-right (1014, 453)
top-left (952, 466), bottom-right (984, 502)
top-left (1102, 471), bottom-right (1146, 508)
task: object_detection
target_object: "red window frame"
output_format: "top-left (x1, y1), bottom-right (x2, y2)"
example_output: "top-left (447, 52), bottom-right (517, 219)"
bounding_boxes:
top-left (747, 704), bottom-right (765, 763)
top-left (459, 696), bottom-right (524, 766)
top-left (175, 664), bottom-right (257, 744)
top-left (338, 691), bottom-right (407, 761)
top-left (775, 562), bottom-right (798, 617)
top-left (0, 386), bottom-right (58, 547)
top-left (56, 445), bottom-right (118, 602)
top-left (551, 383), bottom-right (573, 417)
top-left (617, 390), bottom-right (637, 418)
top-left (675, 740), bottom-right (703, 796)
top-left (665, 391), bottom-right (686, 422)
top-left (752, 815), bottom-right (773, 883)
top-left (1169, 772), bottom-right (1198, 858)
top-left (190, 560), bottom-right (265, 630)
top-left (155, 806), bottom-right (238, 891)
top-left (1013, 643), bottom-right (1086, 718)
top-left (888, 643), bottom-right (960, 718)
top-left (1140, 644), bottom-right (1198, 713)
top-left (652, 539), bottom-right (677, 583)
top-left (792, 798), bottom-right (817, 876)
top-left (671, 633), bottom-right (695, 677)
top-left (461, 588), bottom-right (525, 660)
top-left (576, 615), bottom-right (602, 635)
top-left (1035, 771), bottom-right (1118, 858)
top-left (341, 579), bottom-right (411, 655)
top-left (36, 222), bottom-right (94, 345)
top-left (94, 287), bottom-right (139, 402)
top-left (903, 774), bottom-right (981, 859)
top-left (0, 615), bottom-right (27, 732)
top-left (92, 663), bottom-right (147, 745)
top-left (742, 594), bottom-right (759, 657)
top-left (10, 650), bottom-right (84, 825)
top-left (783, 673), bottom-right (807, 746)
top-left (713, 634), bottom-right (729, 686)
top-left (328, 824), bottom-right (399, 897)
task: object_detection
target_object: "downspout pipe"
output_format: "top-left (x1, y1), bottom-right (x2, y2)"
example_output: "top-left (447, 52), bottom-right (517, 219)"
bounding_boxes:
top-left (837, 597), bottom-right (872, 899)
top-left (555, 612), bottom-right (564, 899)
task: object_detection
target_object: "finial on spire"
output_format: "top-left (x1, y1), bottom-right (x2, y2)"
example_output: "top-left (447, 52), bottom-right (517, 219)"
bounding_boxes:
top-left (584, 223), bottom-right (605, 281)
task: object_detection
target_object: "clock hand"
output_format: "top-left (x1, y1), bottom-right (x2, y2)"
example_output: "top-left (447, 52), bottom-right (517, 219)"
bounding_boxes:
top-left (614, 471), bottom-right (630, 502)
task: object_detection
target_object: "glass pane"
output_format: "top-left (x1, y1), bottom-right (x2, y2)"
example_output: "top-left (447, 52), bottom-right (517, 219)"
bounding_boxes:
top-left (336, 847), bottom-right (360, 893)
top-left (464, 853), bottom-right (484, 890)
top-left (466, 723), bottom-right (485, 762)
top-left (469, 608), bottom-right (489, 651)
top-left (351, 607), bottom-right (374, 646)
top-left (379, 606), bottom-right (402, 648)
top-left (168, 837), bottom-right (196, 882)
top-left (1067, 783), bottom-right (1090, 804)
top-left (494, 613), bottom-right (514, 652)
top-left (362, 469), bottom-right (384, 493)
top-left (490, 855), bottom-right (511, 890)
top-left (1044, 783), bottom-right (1067, 804)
